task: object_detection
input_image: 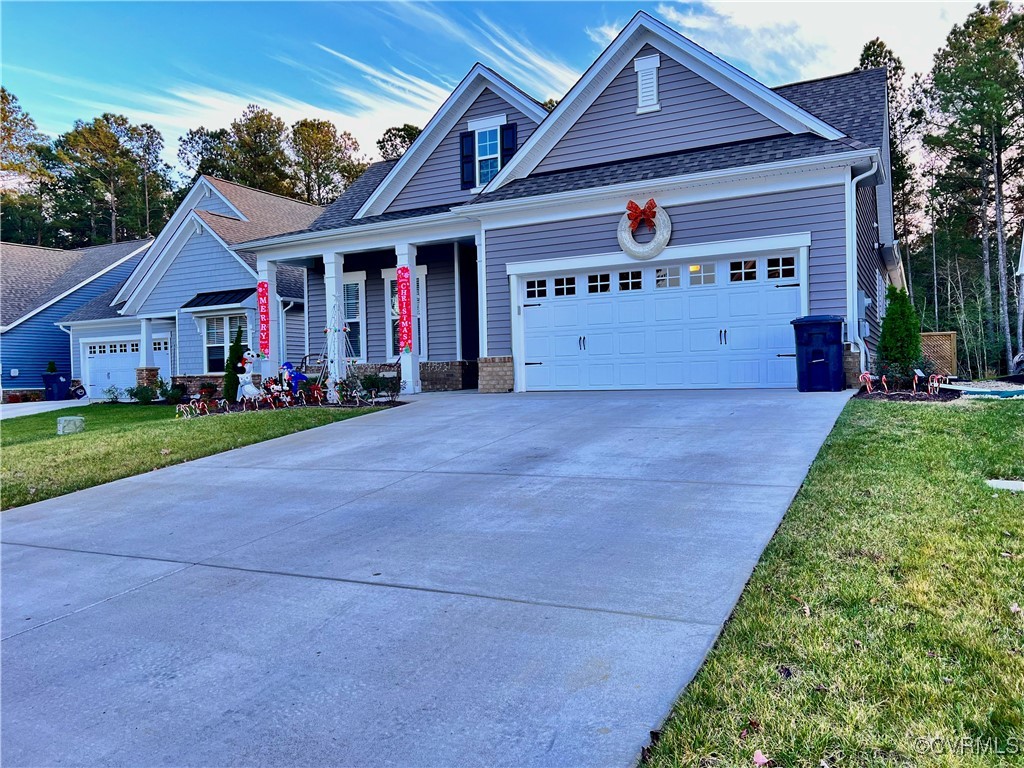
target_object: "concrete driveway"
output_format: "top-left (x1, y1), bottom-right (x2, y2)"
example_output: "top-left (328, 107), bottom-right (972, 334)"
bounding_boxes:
top-left (1, 389), bottom-right (850, 767)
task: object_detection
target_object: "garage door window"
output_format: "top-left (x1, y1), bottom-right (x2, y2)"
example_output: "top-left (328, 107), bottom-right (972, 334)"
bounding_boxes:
top-left (730, 260), bottom-right (757, 282)
top-left (526, 279), bottom-right (547, 299)
top-left (587, 273), bottom-right (611, 293)
top-left (553, 276), bottom-right (576, 296)
top-left (205, 315), bottom-right (247, 373)
top-left (688, 263), bottom-right (716, 286)
top-left (618, 270), bottom-right (642, 291)
top-left (767, 256), bottom-right (796, 279)
top-left (655, 266), bottom-right (681, 289)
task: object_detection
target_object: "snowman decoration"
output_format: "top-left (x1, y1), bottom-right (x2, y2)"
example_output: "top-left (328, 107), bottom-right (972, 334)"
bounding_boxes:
top-left (237, 350), bottom-right (262, 402)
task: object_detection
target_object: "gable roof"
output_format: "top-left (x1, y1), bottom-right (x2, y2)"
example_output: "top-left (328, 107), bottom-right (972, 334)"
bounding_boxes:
top-left (485, 11), bottom-right (843, 192)
top-left (59, 283), bottom-right (129, 323)
top-left (355, 63), bottom-right (550, 218)
top-left (1, 239), bottom-right (151, 329)
top-left (775, 68), bottom-right (886, 150)
top-left (311, 160), bottom-right (398, 231)
top-left (196, 177), bottom-right (324, 241)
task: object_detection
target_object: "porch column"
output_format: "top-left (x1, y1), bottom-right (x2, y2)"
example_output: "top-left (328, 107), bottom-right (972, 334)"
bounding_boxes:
top-left (475, 231), bottom-right (487, 358)
top-left (323, 252), bottom-right (346, 384)
top-left (139, 318), bottom-right (154, 367)
top-left (395, 243), bottom-right (421, 394)
top-left (257, 257), bottom-right (280, 377)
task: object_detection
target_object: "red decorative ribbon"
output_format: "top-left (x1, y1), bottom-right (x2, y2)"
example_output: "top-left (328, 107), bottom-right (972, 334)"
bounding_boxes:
top-left (626, 199), bottom-right (657, 232)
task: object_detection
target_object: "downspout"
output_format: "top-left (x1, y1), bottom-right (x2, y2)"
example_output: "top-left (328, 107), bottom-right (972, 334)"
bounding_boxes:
top-left (57, 324), bottom-right (73, 381)
top-left (847, 161), bottom-right (878, 373)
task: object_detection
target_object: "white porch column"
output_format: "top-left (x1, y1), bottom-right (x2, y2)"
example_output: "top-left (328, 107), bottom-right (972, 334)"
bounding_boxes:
top-left (395, 243), bottom-right (421, 394)
top-left (257, 257), bottom-right (280, 377)
top-left (139, 318), bottom-right (154, 367)
top-left (323, 252), bottom-right (346, 383)
top-left (475, 231), bottom-right (487, 358)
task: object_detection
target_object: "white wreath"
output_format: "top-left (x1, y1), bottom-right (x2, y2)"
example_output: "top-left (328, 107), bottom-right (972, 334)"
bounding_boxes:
top-left (617, 206), bottom-right (672, 260)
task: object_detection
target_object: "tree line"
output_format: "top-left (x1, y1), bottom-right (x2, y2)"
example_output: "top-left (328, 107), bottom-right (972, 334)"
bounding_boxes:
top-left (0, 89), bottom-right (422, 248)
top-left (865, 0), bottom-right (1023, 376)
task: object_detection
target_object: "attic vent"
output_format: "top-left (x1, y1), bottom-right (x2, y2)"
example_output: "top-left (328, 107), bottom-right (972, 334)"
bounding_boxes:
top-left (634, 54), bottom-right (661, 114)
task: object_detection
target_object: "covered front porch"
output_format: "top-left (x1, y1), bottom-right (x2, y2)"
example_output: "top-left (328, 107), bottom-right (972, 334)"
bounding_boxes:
top-left (257, 237), bottom-right (481, 393)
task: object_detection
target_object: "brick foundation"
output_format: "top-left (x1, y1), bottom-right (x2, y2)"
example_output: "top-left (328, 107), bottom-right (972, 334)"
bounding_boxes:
top-left (843, 345), bottom-right (862, 388)
top-left (347, 361), bottom-right (472, 393)
top-left (135, 367), bottom-right (160, 389)
top-left (2, 389), bottom-right (44, 404)
top-left (478, 356), bottom-right (514, 393)
top-left (172, 376), bottom-right (225, 398)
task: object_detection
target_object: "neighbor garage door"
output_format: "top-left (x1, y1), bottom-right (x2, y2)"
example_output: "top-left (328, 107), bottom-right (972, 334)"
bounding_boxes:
top-left (521, 254), bottom-right (802, 390)
top-left (85, 339), bottom-right (171, 399)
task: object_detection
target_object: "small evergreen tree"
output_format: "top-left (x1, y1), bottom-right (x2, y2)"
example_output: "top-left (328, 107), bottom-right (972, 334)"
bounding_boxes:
top-left (877, 286), bottom-right (922, 371)
top-left (223, 326), bottom-right (245, 402)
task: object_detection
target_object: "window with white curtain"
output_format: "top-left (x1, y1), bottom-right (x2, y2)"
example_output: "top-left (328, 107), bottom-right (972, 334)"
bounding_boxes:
top-left (205, 314), bottom-right (247, 373)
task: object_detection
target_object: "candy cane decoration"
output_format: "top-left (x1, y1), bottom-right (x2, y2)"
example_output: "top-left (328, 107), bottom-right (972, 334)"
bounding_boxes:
top-left (881, 375), bottom-right (889, 394)
top-left (928, 374), bottom-right (942, 396)
top-left (913, 374), bottom-right (919, 394)
top-left (859, 372), bottom-right (873, 394)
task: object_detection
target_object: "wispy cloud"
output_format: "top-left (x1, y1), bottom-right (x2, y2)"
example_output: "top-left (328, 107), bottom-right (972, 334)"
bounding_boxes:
top-left (585, 22), bottom-right (622, 47)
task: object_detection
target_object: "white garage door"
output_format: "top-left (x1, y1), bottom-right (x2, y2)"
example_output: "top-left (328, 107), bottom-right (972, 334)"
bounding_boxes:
top-left (522, 254), bottom-right (801, 390)
top-left (85, 339), bottom-right (171, 399)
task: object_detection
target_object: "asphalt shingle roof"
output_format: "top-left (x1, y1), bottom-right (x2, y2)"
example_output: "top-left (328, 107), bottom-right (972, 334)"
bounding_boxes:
top-left (774, 67), bottom-right (886, 151)
top-left (308, 160), bottom-right (398, 232)
top-left (200, 176), bottom-right (324, 241)
top-left (1, 239), bottom-right (151, 327)
top-left (59, 284), bottom-right (129, 323)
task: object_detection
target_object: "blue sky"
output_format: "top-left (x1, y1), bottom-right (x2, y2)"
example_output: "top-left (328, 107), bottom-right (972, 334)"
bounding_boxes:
top-left (2, 1), bottom-right (971, 171)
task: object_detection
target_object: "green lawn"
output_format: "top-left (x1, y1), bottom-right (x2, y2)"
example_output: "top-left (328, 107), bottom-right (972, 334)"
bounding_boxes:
top-left (0, 404), bottom-right (379, 510)
top-left (646, 399), bottom-right (1024, 767)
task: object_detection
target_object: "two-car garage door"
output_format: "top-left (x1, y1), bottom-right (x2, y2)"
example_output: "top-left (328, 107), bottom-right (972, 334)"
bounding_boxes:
top-left (521, 253), bottom-right (802, 390)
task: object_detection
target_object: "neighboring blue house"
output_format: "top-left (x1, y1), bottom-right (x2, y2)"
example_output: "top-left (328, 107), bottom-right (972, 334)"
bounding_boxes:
top-left (0, 239), bottom-right (151, 399)
top-left (239, 10), bottom-right (904, 394)
top-left (61, 176), bottom-right (316, 399)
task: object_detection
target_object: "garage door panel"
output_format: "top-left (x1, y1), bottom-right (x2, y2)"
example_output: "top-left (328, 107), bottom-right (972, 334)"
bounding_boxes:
top-left (552, 304), bottom-right (580, 327)
top-left (552, 334), bottom-right (581, 357)
top-left (655, 330), bottom-right (684, 354)
top-left (617, 331), bottom-right (645, 355)
top-left (687, 360), bottom-right (720, 386)
top-left (654, 297), bottom-right (684, 322)
top-left (728, 360), bottom-right (762, 385)
top-left (654, 362), bottom-right (685, 386)
top-left (689, 327), bottom-right (720, 353)
top-left (587, 302), bottom-right (614, 326)
top-left (687, 294), bottom-right (718, 320)
top-left (586, 333), bottom-right (615, 356)
top-left (727, 290), bottom-right (760, 317)
top-left (618, 363), bottom-right (646, 387)
top-left (617, 299), bottom-right (646, 324)
top-left (767, 358), bottom-right (797, 386)
top-left (765, 289), bottom-right (799, 316)
top-left (727, 326), bottom-right (760, 351)
top-left (588, 363), bottom-right (615, 387)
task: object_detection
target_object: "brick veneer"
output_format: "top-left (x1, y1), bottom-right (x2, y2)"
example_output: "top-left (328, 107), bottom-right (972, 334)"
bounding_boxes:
top-left (478, 356), bottom-right (514, 393)
top-left (843, 345), bottom-right (862, 388)
top-left (135, 367), bottom-right (160, 389)
top-left (348, 361), bottom-right (469, 393)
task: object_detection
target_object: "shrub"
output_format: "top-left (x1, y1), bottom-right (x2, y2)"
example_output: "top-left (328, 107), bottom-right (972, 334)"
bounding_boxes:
top-left (360, 372), bottom-right (402, 404)
top-left (124, 385), bottom-right (156, 404)
top-left (45, 360), bottom-right (58, 374)
top-left (198, 381), bottom-right (218, 399)
top-left (877, 286), bottom-right (922, 372)
top-left (223, 326), bottom-right (245, 402)
top-left (156, 377), bottom-right (185, 405)
top-left (102, 385), bottom-right (122, 403)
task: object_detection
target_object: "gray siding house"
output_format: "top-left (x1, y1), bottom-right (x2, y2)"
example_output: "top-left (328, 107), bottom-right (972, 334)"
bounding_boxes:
top-left (242, 12), bottom-right (903, 394)
top-left (60, 177), bottom-right (318, 399)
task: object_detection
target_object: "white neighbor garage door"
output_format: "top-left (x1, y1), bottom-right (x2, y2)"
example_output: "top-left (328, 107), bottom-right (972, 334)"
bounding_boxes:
top-left (85, 339), bottom-right (171, 399)
top-left (522, 253), bottom-right (802, 390)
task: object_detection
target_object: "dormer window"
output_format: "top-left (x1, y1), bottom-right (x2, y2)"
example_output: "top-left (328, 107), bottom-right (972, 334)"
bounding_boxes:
top-left (634, 54), bottom-right (661, 114)
top-left (460, 114), bottom-right (518, 191)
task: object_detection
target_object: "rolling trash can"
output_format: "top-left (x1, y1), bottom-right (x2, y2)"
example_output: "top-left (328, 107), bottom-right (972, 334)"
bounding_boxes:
top-left (791, 315), bottom-right (845, 392)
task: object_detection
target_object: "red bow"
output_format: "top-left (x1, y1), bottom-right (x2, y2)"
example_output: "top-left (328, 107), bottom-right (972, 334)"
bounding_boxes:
top-left (626, 199), bottom-right (657, 232)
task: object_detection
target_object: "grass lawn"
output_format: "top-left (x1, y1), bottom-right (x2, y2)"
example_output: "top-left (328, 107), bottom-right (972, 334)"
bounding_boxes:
top-left (0, 404), bottom-right (379, 510)
top-left (646, 399), bottom-right (1024, 767)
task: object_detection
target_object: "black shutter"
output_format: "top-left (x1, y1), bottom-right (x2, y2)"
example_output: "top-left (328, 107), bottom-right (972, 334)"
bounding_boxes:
top-left (459, 131), bottom-right (475, 190)
top-left (500, 123), bottom-right (518, 166)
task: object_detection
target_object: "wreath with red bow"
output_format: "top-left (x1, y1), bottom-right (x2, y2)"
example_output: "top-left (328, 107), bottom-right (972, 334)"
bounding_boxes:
top-left (626, 199), bottom-right (658, 231)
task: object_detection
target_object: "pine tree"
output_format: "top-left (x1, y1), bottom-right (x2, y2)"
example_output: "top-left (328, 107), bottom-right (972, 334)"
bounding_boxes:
top-left (877, 287), bottom-right (923, 371)
top-left (223, 326), bottom-right (245, 402)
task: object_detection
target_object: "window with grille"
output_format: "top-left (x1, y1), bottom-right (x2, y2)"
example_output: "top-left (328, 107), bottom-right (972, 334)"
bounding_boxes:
top-left (343, 282), bottom-right (363, 359)
top-left (618, 270), bottom-right (642, 291)
top-left (729, 260), bottom-right (757, 282)
top-left (554, 276), bottom-right (576, 297)
top-left (655, 266), bottom-right (681, 288)
top-left (205, 315), bottom-right (246, 373)
top-left (587, 273), bottom-right (610, 293)
top-left (767, 255), bottom-right (796, 280)
top-left (525, 279), bottom-right (547, 299)
top-left (689, 263), bottom-right (716, 286)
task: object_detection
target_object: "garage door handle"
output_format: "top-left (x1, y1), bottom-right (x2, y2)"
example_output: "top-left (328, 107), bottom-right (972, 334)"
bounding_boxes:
top-left (776, 353), bottom-right (796, 358)
top-left (723, 329), bottom-right (727, 345)
top-left (775, 283), bottom-right (800, 288)
top-left (524, 303), bottom-right (542, 308)
top-left (525, 362), bottom-right (543, 366)
top-left (719, 330), bottom-right (723, 345)
top-left (578, 335), bottom-right (582, 350)
top-left (582, 335), bottom-right (586, 350)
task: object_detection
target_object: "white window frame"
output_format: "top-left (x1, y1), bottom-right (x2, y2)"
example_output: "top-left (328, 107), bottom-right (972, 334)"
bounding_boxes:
top-left (340, 271), bottom-right (367, 363)
top-left (634, 54), bottom-right (661, 114)
top-left (203, 313), bottom-right (248, 375)
top-left (382, 265), bottom-right (429, 360)
top-left (467, 113), bottom-right (506, 192)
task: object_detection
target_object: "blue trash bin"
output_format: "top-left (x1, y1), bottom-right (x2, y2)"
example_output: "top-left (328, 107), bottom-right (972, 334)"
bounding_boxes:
top-left (791, 315), bottom-right (845, 392)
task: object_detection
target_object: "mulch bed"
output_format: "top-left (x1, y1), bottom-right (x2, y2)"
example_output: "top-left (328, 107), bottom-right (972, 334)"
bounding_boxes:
top-left (853, 387), bottom-right (962, 403)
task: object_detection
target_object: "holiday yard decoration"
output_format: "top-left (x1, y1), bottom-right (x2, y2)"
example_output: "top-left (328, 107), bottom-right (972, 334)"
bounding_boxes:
top-left (617, 198), bottom-right (672, 260)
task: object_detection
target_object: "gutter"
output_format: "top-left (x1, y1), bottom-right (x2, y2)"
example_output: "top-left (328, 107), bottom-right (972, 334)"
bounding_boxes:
top-left (846, 160), bottom-right (879, 373)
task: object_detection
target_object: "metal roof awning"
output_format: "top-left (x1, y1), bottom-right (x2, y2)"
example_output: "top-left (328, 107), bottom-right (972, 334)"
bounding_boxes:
top-left (181, 288), bottom-right (255, 310)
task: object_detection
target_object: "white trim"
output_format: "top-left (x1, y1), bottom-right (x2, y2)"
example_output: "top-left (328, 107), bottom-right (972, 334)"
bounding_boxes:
top-left (847, 161), bottom-right (878, 371)
top-left (476, 231), bottom-right (488, 357)
top-left (504, 233), bottom-right (811, 276)
top-left (1, 240), bottom-right (151, 332)
top-left (356, 65), bottom-right (547, 218)
top-left (799, 246), bottom-right (810, 317)
top-left (303, 269), bottom-right (310, 356)
top-left (453, 242), bottom-right (463, 360)
top-left (484, 11), bottom-right (844, 191)
top-left (509, 273), bottom-right (525, 390)
top-left (382, 265), bottom-right (428, 360)
top-left (201, 313), bottom-right (249, 375)
top-left (467, 113), bottom-right (506, 132)
top-left (122, 211), bottom-right (258, 315)
top-left (341, 271), bottom-right (368, 363)
top-left (634, 54), bottom-right (661, 114)
top-left (181, 303), bottom-right (251, 315)
top-left (113, 177), bottom-right (244, 305)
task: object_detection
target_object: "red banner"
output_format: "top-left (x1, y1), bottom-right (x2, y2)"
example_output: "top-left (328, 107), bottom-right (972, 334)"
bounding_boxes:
top-left (396, 265), bottom-right (413, 353)
top-left (256, 280), bottom-right (271, 356)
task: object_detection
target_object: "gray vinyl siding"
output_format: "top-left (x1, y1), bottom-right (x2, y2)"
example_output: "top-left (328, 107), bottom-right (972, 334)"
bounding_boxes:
top-left (194, 193), bottom-right (237, 218)
top-left (284, 304), bottom-right (306, 363)
top-left (305, 268), bottom-right (326, 358)
top-left (484, 185), bottom-right (848, 356)
top-left (386, 88), bottom-right (539, 214)
top-left (421, 248), bottom-right (457, 361)
top-left (1, 260), bottom-right (139, 390)
top-left (138, 229), bottom-right (254, 316)
top-left (856, 184), bottom-right (884, 348)
top-left (366, 274), bottom-right (387, 362)
top-left (535, 44), bottom-right (786, 174)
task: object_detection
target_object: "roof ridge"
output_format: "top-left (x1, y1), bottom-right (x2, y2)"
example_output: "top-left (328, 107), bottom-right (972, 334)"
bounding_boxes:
top-left (774, 67), bottom-right (884, 91)
top-left (0, 241), bottom-right (67, 253)
top-left (73, 237), bottom-right (153, 252)
top-left (201, 175), bottom-right (323, 209)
